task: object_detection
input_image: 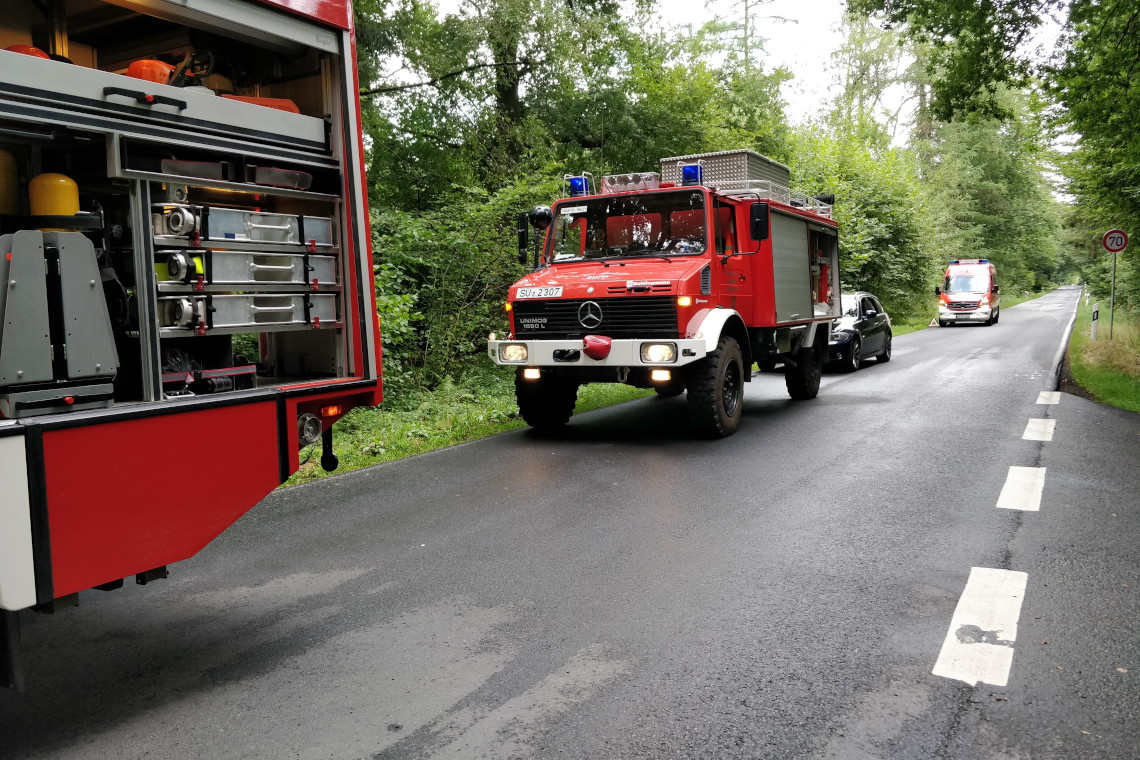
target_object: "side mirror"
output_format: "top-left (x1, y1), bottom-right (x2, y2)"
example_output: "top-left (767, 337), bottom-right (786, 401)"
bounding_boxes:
top-left (992, 284), bottom-right (999, 293)
top-left (749, 202), bottom-right (769, 242)
top-left (864, 310), bottom-right (877, 319)
top-left (934, 286), bottom-right (942, 296)
top-left (517, 212), bottom-right (529, 265)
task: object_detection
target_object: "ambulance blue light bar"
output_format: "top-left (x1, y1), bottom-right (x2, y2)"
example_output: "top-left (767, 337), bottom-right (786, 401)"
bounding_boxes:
top-left (949, 259), bottom-right (989, 264)
top-left (568, 176), bottom-right (589, 197)
top-left (681, 164), bottom-right (704, 186)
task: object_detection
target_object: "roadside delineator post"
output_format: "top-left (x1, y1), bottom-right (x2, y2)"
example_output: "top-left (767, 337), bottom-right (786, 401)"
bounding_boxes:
top-left (1092, 302), bottom-right (1099, 341)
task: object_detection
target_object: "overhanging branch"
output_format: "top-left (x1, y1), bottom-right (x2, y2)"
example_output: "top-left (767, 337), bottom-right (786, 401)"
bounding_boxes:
top-left (361, 60), bottom-right (530, 97)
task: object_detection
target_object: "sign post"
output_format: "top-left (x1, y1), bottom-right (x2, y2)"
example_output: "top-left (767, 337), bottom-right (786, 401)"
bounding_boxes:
top-left (1102, 230), bottom-right (1129, 339)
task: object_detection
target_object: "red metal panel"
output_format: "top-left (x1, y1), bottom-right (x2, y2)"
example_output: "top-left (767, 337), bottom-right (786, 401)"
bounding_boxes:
top-left (42, 402), bottom-right (281, 598)
top-left (251, 0), bottom-right (351, 29)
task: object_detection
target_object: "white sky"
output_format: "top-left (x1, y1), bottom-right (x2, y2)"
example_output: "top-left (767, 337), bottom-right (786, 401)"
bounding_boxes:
top-left (655, 0), bottom-right (853, 125)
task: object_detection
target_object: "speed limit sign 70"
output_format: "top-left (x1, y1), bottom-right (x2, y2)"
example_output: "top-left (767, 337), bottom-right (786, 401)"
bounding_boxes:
top-left (1103, 229), bottom-right (1128, 253)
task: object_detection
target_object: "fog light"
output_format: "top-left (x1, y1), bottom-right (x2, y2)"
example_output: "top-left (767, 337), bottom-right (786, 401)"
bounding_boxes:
top-left (522, 368), bottom-right (541, 380)
top-left (499, 343), bottom-right (528, 362)
top-left (650, 369), bottom-right (671, 382)
top-left (640, 342), bottom-right (677, 363)
top-left (298, 412), bottom-right (322, 447)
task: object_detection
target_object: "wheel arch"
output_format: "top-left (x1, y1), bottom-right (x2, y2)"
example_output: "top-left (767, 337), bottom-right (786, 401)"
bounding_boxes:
top-left (689, 309), bottom-right (752, 378)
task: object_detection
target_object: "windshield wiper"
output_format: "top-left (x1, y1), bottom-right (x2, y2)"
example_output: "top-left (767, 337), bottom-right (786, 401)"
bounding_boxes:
top-left (624, 252), bottom-right (674, 263)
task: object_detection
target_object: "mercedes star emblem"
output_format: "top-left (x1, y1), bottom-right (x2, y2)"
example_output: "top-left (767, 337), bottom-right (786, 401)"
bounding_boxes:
top-left (578, 300), bottom-right (603, 329)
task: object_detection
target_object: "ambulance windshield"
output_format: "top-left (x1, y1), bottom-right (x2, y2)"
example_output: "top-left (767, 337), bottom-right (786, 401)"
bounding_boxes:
top-left (945, 271), bottom-right (989, 293)
top-left (549, 190), bottom-right (706, 262)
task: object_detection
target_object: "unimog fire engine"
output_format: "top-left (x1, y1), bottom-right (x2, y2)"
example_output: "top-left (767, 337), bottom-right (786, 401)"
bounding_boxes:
top-left (0, 0), bottom-right (381, 690)
top-left (489, 150), bottom-right (840, 437)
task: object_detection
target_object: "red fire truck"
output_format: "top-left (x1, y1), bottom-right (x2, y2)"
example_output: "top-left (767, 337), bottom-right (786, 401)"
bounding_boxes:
top-left (0, 0), bottom-right (381, 689)
top-left (489, 150), bottom-right (840, 438)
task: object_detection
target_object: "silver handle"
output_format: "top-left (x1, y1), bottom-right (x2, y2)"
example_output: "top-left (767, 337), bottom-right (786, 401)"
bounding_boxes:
top-left (249, 263), bottom-right (295, 272)
top-left (246, 221), bottom-right (293, 231)
top-left (250, 305), bottom-right (295, 313)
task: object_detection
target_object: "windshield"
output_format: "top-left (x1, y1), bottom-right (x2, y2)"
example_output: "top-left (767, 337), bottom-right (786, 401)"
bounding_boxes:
top-left (549, 190), bottom-right (707, 262)
top-left (945, 271), bottom-right (990, 292)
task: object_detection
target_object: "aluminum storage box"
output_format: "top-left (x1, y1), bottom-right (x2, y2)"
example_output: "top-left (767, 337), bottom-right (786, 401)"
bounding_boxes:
top-left (151, 205), bottom-right (335, 247)
top-left (659, 150), bottom-right (791, 188)
top-left (155, 249), bottom-right (337, 289)
top-left (158, 293), bottom-right (338, 334)
top-left (202, 208), bottom-right (334, 246)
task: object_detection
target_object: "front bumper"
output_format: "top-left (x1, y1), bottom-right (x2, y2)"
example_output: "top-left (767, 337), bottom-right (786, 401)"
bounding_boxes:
top-left (939, 305), bottom-right (992, 323)
top-left (827, 331), bottom-right (855, 363)
top-left (488, 337), bottom-right (708, 368)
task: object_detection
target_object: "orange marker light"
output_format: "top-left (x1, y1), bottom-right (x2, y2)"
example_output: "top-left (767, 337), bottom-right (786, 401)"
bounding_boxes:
top-left (504, 302), bottom-right (513, 312)
top-left (320, 405), bottom-right (342, 417)
top-left (677, 296), bottom-right (692, 307)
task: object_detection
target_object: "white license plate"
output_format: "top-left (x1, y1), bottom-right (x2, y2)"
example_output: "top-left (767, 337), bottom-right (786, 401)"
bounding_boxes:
top-left (516, 286), bottom-right (563, 299)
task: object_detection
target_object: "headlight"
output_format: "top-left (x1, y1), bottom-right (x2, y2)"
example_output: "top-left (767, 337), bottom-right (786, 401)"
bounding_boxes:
top-left (499, 343), bottom-right (528, 362)
top-left (640, 342), bottom-right (677, 363)
top-left (829, 331), bottom-right (853, 344)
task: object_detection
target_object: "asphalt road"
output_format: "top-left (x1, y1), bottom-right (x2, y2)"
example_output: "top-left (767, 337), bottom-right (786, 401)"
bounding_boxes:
top-left (3, 285), bottom-right (1138, 760)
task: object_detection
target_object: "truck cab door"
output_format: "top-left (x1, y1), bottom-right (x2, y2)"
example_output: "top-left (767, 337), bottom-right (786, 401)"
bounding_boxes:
top-left (715, 202), bottom-right (752, 320)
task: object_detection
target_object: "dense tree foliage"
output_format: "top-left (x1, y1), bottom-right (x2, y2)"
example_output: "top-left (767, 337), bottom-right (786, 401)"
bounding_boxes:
top-left (354, 0), bottom-right (1091, 391)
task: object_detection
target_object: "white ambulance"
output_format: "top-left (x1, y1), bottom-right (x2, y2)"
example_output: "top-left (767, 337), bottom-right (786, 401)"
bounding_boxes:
top-left (935, 259), bottom-right (1000, 326)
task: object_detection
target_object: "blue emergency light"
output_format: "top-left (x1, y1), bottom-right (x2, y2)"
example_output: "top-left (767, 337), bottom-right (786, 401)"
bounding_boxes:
top-left (948, 259), bottom-right (989, 265)
top-left (568, 176), bottom-right (589, 197)
top-left (681, 164), bottom-right (704, 186)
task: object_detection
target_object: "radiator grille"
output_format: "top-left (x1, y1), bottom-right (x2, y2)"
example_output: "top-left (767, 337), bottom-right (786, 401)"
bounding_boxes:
top-left (947, 301), bottom-right (980, 311)
top-left (513, 296), bottom-right (679, 339)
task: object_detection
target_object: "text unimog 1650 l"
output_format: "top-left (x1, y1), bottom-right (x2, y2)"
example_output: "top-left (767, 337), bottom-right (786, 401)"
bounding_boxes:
top-left (489, 150), bottom-right (841, 437)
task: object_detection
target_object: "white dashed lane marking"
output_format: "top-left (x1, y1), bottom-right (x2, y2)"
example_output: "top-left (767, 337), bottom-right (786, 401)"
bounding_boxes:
top-left (932, 567), bottom-right (1029, 687)
top-left (1036, 391), bottom-right (1061, 404)
top-left (1022, 418), bottom-right (1056, 441)
top-left (997, 466), bottom-right (1047, 511)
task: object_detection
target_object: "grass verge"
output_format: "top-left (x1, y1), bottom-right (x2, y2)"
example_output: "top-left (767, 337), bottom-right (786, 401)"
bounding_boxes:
top-left (1064, 297), bottom-right (1140, 413)
top-left (286, 368), bottom-right (652, 485)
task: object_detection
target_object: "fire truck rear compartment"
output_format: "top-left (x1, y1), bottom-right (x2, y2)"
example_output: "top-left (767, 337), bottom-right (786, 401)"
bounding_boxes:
top-left (0, 1), bottom-right (359, 418)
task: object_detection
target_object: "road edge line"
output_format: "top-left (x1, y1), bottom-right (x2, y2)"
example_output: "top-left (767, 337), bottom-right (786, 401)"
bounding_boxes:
top-left (1049, 290), bottom-right (1080, 391)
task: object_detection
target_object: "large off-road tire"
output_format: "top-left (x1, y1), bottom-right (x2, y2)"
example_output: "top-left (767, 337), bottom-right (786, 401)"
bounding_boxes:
top-left (515, 370), bottom-right (579, 431)
top-left (685, 335), bottom-right (744, 438)
top-left (785, 340), bottom-right (822, 400)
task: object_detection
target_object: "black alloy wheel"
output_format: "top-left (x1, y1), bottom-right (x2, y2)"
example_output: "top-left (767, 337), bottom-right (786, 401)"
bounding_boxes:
top-left (877, 332), bottom-right (892, 363)
top-left (844, 338), bottom-right (861, 373)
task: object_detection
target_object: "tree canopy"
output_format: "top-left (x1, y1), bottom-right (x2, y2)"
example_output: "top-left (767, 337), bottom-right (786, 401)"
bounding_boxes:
top-left (351, 0), bottom-right (1109, 389)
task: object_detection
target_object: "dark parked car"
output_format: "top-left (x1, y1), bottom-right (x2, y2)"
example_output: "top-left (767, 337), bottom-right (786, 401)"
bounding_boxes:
top-left (827, 292), bottom-right (893, 372)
